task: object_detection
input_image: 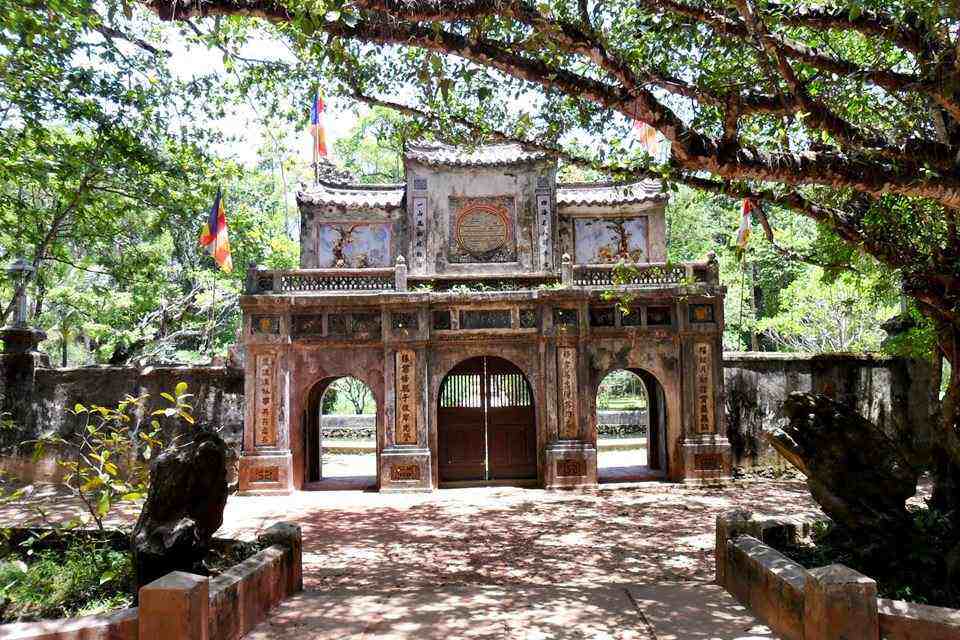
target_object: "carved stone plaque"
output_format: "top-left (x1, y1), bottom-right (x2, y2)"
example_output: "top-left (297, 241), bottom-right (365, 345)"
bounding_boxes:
top-left (252, 467), bottom-right (279, 483)
top-left (390, 464), bottom-right (421, 481)
top-left (448, 197), bottom-right (516, 263)
top-left (695, 342), bottom-right (715, 434)
top-left (556, 458), bottom-right (585, 477)
top-left (457, 205), bottom-right (509, 254)
top-left (694, 453), bottom-right (722, 471)
top-left (251, 315), bottom-right (280, 335)
top-left (395, 349), bottom-right (418, 445)
top-left (557, 347), bottom-right (579, 439)
top-left (255, 354), bottom-right (277, 447)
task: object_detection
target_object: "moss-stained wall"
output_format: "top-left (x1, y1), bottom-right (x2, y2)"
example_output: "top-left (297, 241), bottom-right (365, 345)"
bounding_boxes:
top-left (0, 351), bottom-right (933, 482)
top-left (723, 352), bottom-right (934, 468)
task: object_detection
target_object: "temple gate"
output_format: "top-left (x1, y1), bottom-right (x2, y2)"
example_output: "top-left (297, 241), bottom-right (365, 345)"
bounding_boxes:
top-left (238, 143), bottom-right (730, 493)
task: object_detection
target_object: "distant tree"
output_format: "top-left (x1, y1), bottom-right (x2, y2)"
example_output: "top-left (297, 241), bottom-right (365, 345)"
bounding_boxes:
top-left (333, 377), bottom-right (374, 415)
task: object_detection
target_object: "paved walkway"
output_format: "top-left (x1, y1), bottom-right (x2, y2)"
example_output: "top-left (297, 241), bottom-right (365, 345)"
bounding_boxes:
top-left (218, 482), bottom-right (816, 639)
top-left (5, 481), bottom-right (817, 638)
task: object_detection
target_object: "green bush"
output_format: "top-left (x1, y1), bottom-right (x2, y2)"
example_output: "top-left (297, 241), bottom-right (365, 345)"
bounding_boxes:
top-left (781, 509), bottom-right (957, 607)
top-left (0, 541), bottom-right (133, 622)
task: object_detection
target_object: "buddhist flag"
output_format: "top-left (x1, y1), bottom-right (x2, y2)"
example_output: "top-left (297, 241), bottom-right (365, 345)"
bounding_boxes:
top-left (310, 92), bottom-right (328, 160)
top-left (633, 119), bottom-right (660, 157)
top-left (199, 187), bottom-right (233, 273)
top-left (737, 198), bottom-right (755, 250)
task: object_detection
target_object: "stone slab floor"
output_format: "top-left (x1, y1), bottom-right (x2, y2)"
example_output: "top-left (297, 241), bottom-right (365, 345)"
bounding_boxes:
top-left (3, 481), bottom-right (822, 638)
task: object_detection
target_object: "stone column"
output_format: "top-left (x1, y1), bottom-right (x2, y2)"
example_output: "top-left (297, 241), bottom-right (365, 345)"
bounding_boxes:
top-left (679, 329), bottom-right (733, 483)
top-left (238, 312), bottom-right (293, 495)
top-left (0, 326), bottom-right (47, 436)
top-left (379, 346), bottom-right (433, 492)
top-left (543, 332), bottom-right (597, 489)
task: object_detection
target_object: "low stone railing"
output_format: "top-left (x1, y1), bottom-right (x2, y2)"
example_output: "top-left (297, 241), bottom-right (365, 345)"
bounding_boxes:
top-left (565, 255), bottom-right (719, 288)
top-left (246, 265), bottom-right (400, 294)
top-left (716, 511), bottom-right (960, 640)
top-left (1, 522), bottom-right (302, 640)
top-left (244, 253), bottom-right (719, 295)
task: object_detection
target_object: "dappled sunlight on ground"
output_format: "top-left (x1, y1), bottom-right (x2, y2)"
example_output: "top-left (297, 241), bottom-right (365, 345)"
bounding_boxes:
top-left (2, 480), bottom-right (823, 638)
top-left (216, 481), bottom-right (819, 592)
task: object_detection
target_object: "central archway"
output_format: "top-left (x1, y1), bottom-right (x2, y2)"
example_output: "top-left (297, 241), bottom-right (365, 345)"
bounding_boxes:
top-left (438, 356), bottom-right (536, 483)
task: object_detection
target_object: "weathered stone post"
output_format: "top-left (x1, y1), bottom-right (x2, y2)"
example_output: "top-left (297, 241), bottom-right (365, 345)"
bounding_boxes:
top-left (560, 253), bottom-right (573, 286)
top-left (395, 255), bottom-right (408, 291)
top-left (1, 258), bottom-right (47, 435)
top-left (244, 262), bottom-right (261, 294)
top-left (139, 571), bottom-right (210, 640)
top-left (803, 564), bottom-right (879, 640)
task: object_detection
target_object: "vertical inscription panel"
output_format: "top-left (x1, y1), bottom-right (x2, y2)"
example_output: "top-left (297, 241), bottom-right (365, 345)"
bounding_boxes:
top-left (255, 354), bottom-right (277, 447)
top-left (557, 347), bottom-right (579, 439)
top-left (412, 196), bottom-right (427, 271)
top-left (695, 342), bottom-right (715, 434)
top-left (536, 192), bottom-right (552, 270)
top-left (395, 349), bottom-right (418, 445)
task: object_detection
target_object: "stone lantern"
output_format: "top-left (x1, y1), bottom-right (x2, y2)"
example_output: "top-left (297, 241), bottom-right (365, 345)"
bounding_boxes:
top-left (1, 258), bottom-right (46, 356)
top-left (7, 258), bottom-right (34, 328)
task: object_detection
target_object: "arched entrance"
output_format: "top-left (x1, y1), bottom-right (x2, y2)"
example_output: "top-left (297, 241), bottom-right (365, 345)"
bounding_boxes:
top-left (596, 368), bottom-right (667, 482)
top-left (303, 376), bottom-right (377, 489)
top-left (438, 356), bottom-right (536, 483)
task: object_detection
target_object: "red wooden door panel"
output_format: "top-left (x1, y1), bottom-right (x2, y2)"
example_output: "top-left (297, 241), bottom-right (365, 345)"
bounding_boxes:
top-left (438, 356), bottom-right (536, 483)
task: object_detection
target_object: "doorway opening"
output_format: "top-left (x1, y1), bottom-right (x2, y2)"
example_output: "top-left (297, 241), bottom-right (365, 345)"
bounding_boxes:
top-left (596, 369), bottom-right (667, 482)
top-left (304, 376), bottom-right (377, 489)
top-left (438, 356), bottom-right (537, 486)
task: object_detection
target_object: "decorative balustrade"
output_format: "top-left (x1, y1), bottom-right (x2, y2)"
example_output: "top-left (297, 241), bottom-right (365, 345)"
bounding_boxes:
top-left (245, 254), bottom-right (718, 295)
top-left (566, 255), bottom-right (719, 288)
top-left (246, 267), bottom-right (398, 294)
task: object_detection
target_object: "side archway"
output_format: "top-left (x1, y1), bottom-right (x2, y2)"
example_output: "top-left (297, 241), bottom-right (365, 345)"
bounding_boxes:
top-left (303, 375), bottom-right (378, 486)
top-left (595, 367), bottom-right (668, 481)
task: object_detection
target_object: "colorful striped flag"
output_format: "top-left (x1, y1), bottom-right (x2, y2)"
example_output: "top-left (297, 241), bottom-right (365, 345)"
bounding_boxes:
top-left (310, 92), bottom-right (328, 160)
top-left (199, 187), bottom-right (233, 273)
top-left (737, 198), bottom-right (755, 250)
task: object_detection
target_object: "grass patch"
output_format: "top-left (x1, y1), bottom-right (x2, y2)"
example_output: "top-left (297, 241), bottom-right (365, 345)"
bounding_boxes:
top-left (780, 509), bottom-right (958, 608)
top-left (0, 541), bottom-right (134, 623)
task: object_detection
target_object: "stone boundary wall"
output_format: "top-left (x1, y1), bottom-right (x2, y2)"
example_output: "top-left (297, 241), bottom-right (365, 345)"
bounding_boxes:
top-left (0, 360), bottom-right (244, 483)
top-left (320, 410), bottom-right (649, 440)
top-left (716, 511), bottom-right (960, 640)
top-left (0, 351), bottom-right (932, 481)
top-left (0, 522), bottom-right (302, 640)
top-left (723, 352), bottom-right (933, 467)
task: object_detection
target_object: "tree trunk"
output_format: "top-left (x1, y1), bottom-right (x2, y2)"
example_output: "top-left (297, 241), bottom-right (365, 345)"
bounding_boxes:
top-left (930, 323), bottom-right (960, 518)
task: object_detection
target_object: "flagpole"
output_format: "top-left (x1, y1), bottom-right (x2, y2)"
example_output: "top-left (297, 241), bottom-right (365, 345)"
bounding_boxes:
top-left (210, 258), bottom-right (217, 356)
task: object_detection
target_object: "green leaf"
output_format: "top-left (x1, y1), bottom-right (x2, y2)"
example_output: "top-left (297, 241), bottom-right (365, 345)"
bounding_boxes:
top-left (97, 491), bottom-right (110, 517)
top-left (174, 381), bottom-right (188, 397)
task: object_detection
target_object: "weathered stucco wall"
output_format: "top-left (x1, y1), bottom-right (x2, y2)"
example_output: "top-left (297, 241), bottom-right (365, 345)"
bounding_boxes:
top-left (0, 358), bottom-right (244, 483)
top-left (723, 352), bottom-right (934, 468)
top-left (0, 351), bottom-right (933, 483)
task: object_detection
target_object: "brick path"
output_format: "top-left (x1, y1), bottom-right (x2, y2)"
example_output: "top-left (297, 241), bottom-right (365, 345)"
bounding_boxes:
top-left (4, 481), bottom-right (818, 638)
top-left (222, 481), bottom-right (816, 638)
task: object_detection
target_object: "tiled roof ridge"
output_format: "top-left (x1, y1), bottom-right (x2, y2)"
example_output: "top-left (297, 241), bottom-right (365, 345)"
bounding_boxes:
top-left (314, 178), bottom-right (406, 191)
top-left (556, 179), bottom-right (659, 188)
top-left (404, 141), bottom-right (552, 166)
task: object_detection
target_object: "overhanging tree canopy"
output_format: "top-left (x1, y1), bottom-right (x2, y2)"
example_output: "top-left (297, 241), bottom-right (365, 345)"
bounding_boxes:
top-left (141, 0), bottom-right (960, 503)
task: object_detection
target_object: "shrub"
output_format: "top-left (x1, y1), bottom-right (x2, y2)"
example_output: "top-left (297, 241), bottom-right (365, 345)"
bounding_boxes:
top-left (0, 541), bottom-right (133, 622)
top-left (31, 382), bottom-right (196, 531)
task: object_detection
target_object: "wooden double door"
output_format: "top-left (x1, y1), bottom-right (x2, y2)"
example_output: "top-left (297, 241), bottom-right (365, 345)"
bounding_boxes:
top-left (438, 356), bottom-right (537, 483)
